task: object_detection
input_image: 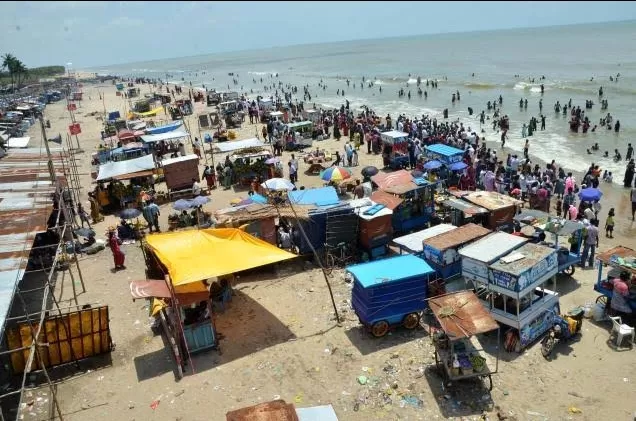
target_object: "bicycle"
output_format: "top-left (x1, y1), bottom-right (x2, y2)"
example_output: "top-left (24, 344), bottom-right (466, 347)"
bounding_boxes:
top-left (323, 242), bottom-right (356, 275)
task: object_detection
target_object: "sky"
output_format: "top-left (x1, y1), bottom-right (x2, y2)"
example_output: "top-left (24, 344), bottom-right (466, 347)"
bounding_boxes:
top-left (1, 1), bottom-right (636, 69)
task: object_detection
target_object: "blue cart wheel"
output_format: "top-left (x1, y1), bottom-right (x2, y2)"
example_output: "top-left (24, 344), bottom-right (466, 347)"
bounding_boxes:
top-left (596, 295), bottom-right (608, 307)
top-left (402, 313), bottom-right (420, 329)
top-left (371, 320), bottom-right (389, 337)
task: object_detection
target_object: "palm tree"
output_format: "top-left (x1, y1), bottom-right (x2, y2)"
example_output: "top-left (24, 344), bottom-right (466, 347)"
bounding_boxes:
top-left (2, 53), bottom-right (18, 91)
top-left (14, 60), bottom-right (28, 89)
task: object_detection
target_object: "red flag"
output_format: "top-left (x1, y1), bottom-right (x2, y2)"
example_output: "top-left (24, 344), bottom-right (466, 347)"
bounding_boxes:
top-left (69, 123), bottom-right (81, 135)
top-left (67, 103), bottom-right (77, 111)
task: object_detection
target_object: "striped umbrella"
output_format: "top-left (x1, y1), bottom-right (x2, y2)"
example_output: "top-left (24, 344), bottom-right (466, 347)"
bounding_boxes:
top-left (320, 166), bottom-right (352, 182)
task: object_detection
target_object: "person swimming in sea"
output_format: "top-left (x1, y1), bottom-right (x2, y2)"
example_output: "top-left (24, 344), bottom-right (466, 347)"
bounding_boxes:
top-left (592, 143), bottom-right (599, 151)
top-left (604, 151), bottom-right (609, 158)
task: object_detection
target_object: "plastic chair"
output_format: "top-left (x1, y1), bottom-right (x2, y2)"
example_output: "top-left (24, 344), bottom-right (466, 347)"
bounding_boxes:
top-left (610, 316), bottom-right (635, 348)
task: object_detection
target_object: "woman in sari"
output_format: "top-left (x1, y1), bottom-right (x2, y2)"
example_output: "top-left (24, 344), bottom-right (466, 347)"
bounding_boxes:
top-left (108, 228), bottom-right (125, 270)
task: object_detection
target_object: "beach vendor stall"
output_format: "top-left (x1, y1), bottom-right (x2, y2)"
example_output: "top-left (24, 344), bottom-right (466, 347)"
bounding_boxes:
top-left (428, 290), bottom-right (500, 391)
top-left (141, 228), bottom-right (297, 377)
top-left (284, 121), bottom-right (314, 150)
top-left (459, 191), bottom-right (522, 232)
top-left (513, 209), bottom-right (584, 276)
top-left (422, 223), bottom-right (491, 280)
top-left (593, 246), bottom-right (636, 317)
top-left (348, 254), bottom-right (436, 337)
top-left (371, 170), bottom-right (437, 234)
top-left (350, 198), bottom-right (393, 260)
top-left (486, 243), bottom-right (560, 351)
top-left (161, 154), bottom-right (200, 200)
top-left (392, 223), bottom-right (457, 255)
top-left (380, 131), bottom-right (409, 170)
top-left (441, 197), bottom-right (489, 227)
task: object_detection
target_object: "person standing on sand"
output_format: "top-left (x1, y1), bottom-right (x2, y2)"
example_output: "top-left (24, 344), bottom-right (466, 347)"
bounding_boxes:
top-left (523, 139), bottom-right (529, 160)
top-left (580, 219), bottom-right (599, 269)
top-left (108, 228), bottom-right (125, 270)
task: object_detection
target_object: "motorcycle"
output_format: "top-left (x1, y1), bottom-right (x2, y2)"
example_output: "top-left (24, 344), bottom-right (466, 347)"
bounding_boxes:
top-left (541, 307), bottom-right (584, 359)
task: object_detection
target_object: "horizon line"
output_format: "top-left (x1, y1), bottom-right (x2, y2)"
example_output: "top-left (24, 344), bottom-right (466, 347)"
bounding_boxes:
top-left (85, 17), bottom-right (636, 70)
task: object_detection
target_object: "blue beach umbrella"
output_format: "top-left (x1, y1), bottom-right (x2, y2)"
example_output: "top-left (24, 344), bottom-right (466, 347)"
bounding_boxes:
top-left (423, 160), bottom-right (443, 170)
top-left (120, 208), bottom-right (142, 219)
top-left (450, 162), bottom-right (468, 171)
top-left (578, 187), bottom-right (603, 202)
top-left (192, 195), bottom-right (210, 207)
top-left (173, 199), bottom-right (194, 211)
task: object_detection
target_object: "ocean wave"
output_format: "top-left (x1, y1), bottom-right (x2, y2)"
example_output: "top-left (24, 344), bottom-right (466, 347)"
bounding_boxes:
top-left (248, 71), bottom-right (276, 76)
top-left (463, 82), bottom-right (497, 90)
top-left (374, 80), bottom-right (385, 85)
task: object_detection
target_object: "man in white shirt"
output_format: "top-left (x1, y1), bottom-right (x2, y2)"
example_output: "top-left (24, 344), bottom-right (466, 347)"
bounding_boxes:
top-left (510, 155), bottom-right (519, 173)
top-left (192, 178), bottom-right (202, 196)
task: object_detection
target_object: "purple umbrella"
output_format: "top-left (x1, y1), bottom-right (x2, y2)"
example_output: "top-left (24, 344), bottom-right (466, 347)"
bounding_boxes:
top-left (423, 160), bottom-right (443, 170)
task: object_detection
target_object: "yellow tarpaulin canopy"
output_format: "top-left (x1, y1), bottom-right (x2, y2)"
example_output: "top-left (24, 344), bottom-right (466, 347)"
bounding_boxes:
top-left (128, 106), bottom-right (163, 118)
top-left (144, 228), bottom-right (297, 286)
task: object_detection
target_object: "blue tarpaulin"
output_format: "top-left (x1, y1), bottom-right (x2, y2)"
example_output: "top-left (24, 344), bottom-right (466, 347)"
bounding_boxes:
top-left (288, 186), bottom-right (339, 206)
top-left (347, 254), bottom-right (434, 288)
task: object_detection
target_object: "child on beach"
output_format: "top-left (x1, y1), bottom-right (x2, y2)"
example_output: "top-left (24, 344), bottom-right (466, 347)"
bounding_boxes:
top-left (605, 208), bottom-right (615, 238)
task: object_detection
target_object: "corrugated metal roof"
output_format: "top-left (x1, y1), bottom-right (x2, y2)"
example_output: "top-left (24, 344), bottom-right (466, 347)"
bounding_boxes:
top-left (226, 400), bottom-right (299, 421)
top-left (458, 232), bottom-right (528, 263)
top-left (489, 243), bottom-right (557, 276)
top-left (393, 224), bottom-right (457, 253)
top-left (0, 144), bottom-right (66, 341)
top-left (463, 191), bottom-right (523, 211)
top-left (423, 223), bottom-right (491, 252)
top-left (429, 290), bottom-right (499, 340)
top-left (371, 170), bottom-right (413, 190)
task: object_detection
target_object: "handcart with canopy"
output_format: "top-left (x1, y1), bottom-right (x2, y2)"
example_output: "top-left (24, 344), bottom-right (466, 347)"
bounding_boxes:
top-left (392, 224), bottom-right (457, 255)
top-left (428, 290), bottom-right (500, 391)
top-left (513, 209), bottom-right (584, 276)
top-left (594, 246), bottom-right (636, 313)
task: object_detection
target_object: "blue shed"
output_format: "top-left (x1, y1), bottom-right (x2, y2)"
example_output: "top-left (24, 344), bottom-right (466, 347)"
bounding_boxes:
top-left (424, 144), bottom-right (465, 165)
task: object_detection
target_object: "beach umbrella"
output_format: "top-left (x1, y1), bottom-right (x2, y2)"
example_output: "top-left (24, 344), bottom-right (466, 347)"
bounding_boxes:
top-left (73, 227), bottom-right (95, 238)
top-left (423, 160), bottom-right (443, 170)
top-left (173, 199), bottom-right (194, 211)
top-left (411, 170), bottom-right (424, 178)
top-left (578, 187), bottom-right (603, 202)
top-left (120, 208), bottom-right (142, 219)
top-left (261, 177), bottom-right (295, 191)
top-left (265, 157), bottom-right (280, 164)
top-left (192, 195), bottom-right (210, 207)
top-left (450, 162), bottom-right (468, 171)
top-left (361, 166), bottom-right (379, 177)
top-left (320, 166), bottom-right (352, 182)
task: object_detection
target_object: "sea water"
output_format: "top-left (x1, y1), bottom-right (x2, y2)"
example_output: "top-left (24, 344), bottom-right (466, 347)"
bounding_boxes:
top-left (92, 20), bottom-right (636, 182)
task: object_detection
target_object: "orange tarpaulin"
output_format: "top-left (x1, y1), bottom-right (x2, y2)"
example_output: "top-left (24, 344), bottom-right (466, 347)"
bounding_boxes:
top-left (144, 228), bottom-right (297, 286)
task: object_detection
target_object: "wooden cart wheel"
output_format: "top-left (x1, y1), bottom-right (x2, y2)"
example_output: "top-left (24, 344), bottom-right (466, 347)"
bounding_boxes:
top-left (596, 295), bottom-right (608, 307)
top-left (563, 265), bottom-right (575, 276)
top-left (371, 320), bottom-right (389, 338)
top-left (486, 375), bottom-right (493, 391)
top-left (402, 312), bottom-right (420, 329)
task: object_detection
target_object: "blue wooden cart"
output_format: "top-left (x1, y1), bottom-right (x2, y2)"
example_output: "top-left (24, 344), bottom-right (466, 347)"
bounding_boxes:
top-left (593, 246), bottom-right (636, 313)
top-left (348, 254), bottom-right (436, 337)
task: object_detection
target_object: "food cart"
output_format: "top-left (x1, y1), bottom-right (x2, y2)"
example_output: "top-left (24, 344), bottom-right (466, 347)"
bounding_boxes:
top-left (459, 191), bottom-right (522, 232)
top-left (422, 223), bottom-right (491, 280)
top-left (304, 109), bottom-right (320, 124)
top-left (441, 197), bottom-right (489, 227)
top-left (487, 243), bottom-right (560, 350)
top-left (459, 232), bottom-right (528, 286)
top-left (392, 223), bottom-right (457, 255)
top-left (380, 130), bottom-right (410, 170)
top-left (348, 254), bottom-right (436, 337)
top-left (513, 209), bottom-right (584, 276)
top-left (429, 290), bottom-right (499, 391)
top-left (593, 246), bottom-right (636, 314)
top-left (371, 170), bottom-right (437, 234)
top-left (351, 198), bottom-right (394, 260)
top-left (285, 121), bottom-right (314, 150)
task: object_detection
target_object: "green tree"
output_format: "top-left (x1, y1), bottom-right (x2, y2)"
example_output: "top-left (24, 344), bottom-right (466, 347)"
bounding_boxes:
top-left (1, 54), bottom-right (29, 91)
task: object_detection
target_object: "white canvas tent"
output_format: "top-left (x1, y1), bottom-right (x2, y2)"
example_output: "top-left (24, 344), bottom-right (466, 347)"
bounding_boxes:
top-left (140, 129), bottom-right (190, 144)
top-left (214, 138), bottom-right (265, 153)
top-left (96, 154), bottom-right (156, 181)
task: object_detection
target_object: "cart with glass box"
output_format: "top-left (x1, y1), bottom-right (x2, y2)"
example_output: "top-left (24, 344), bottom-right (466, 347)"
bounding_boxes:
top-left (429, 290), bottom-right (500, 391)
top-left (486, 243), bottom-right (560, 350)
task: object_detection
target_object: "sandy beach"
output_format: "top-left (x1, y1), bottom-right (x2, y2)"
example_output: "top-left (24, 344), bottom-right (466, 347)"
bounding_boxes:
top-left (13, 75), bottom-right (636, 421)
